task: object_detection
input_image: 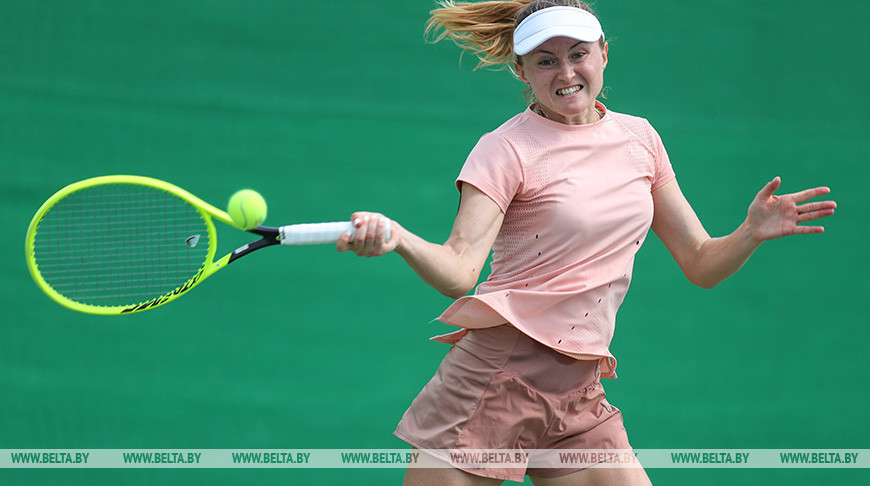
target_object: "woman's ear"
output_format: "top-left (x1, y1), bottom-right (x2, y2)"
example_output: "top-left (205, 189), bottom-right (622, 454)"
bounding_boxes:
top-left (514, 60), bottom-right (529, 85)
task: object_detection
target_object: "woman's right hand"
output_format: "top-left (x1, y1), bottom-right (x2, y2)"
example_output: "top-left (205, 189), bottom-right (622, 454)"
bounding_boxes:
top-left (336, 184), bottom-right (503, 298)
top-left (336, 212), bottom-right (401, 258)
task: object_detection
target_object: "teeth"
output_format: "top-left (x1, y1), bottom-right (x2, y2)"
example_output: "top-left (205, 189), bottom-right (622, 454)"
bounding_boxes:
top-left (557, 86), bottom-right (582, 96)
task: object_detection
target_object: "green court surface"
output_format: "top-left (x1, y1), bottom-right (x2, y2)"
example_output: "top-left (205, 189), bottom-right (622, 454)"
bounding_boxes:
top-left (1, 1), bottom-right (867, 484)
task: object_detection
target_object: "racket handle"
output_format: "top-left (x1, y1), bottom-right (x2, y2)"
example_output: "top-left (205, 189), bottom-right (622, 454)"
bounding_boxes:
top-left (278, 219), bottom-right (391, 246)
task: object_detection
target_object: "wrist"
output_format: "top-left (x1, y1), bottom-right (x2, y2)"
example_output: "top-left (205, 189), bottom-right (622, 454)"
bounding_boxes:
top-left (739, 217), bottom-right (766, 246)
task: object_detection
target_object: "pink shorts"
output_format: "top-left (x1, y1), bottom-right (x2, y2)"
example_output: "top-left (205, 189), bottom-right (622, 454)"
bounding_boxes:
top-left (394, 325), bottom-right (631, 482)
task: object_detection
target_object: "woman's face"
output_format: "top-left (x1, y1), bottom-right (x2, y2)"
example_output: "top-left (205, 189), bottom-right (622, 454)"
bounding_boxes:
top-left (515, 36), bottom-right (608, 125)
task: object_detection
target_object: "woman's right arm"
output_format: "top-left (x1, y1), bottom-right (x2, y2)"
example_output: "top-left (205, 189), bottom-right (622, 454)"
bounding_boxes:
top-left (336, 183), bottom-right (504, 299)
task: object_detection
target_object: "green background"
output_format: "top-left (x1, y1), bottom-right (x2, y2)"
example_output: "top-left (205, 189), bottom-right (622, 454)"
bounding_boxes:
top-left (1, 0), bottom-right (867, 484)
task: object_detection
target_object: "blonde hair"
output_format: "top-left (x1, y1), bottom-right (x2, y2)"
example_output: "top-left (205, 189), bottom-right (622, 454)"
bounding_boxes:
top-left (426, 0), bottom-right (601, 71)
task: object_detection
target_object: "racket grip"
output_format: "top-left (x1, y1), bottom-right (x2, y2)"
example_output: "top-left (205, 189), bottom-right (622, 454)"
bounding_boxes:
top-left (278, 220), bottom-right (391, 246)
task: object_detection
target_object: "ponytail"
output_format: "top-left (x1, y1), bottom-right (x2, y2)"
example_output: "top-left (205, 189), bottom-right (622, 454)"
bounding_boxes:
top-left (425, 0), bottom-right (532, 70)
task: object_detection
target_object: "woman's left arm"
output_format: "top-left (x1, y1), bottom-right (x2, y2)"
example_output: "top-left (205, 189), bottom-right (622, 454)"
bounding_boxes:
top-left (650, 177), bottom-right (836, 289)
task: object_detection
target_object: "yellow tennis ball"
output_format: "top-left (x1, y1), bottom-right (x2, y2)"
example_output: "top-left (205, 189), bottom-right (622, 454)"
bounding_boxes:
top-left (227, 189), bottom-right (267, 230)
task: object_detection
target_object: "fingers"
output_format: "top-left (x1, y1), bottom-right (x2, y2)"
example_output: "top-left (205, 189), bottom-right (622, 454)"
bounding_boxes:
top-left (786, 182), bottom-right (836, 225)
top-left (789, 186), bottom-right (832, 204)
top-left (757, 177), bottom-right (834, 205)
top-left (756, 176), bottom-right (782, 200)
top-left (797, 201), bottom-right (837, 214)
top-left (792, 224), bottom-right (826, 235)
top-left (796, 200), bottom-right (838, 221)
top-left (796, 208), bottom-right (837, 225)
top-left (755, 176), bottom-right (837, 218)
top-left (335, 227), bottom-right (354, 252)
top-left (764, 176), bottom-right (833, 205)
top-left (337, 212), bottom-right (393, 257)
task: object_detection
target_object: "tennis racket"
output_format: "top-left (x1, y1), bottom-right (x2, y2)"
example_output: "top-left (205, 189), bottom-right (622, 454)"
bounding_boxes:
top-left (25, 175), bottom-right (389, 315)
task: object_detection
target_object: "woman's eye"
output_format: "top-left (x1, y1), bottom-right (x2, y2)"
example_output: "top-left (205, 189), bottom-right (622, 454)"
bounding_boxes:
top-left (537, 59), bottom-right (555, 67)
top-left (571, 51), bottom-right (586, 61)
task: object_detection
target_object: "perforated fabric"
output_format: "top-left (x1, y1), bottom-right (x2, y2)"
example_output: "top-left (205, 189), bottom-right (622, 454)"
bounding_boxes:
top-left (434, 102), bottom-right (675, 378)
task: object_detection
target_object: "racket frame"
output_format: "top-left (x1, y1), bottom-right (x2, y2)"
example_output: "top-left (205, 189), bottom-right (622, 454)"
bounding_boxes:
top-left (27, 175), bottom-right (261, 315)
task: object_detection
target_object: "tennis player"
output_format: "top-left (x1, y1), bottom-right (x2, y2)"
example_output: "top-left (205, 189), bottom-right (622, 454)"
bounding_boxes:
top-left (337, 1), bottom-right (836, 484)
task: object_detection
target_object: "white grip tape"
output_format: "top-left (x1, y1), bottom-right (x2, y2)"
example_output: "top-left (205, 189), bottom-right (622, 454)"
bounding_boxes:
top-left (278, 219), bottom-right (390, 246)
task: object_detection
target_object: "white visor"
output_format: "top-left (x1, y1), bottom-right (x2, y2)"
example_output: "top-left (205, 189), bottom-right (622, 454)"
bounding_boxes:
top-left (513, 6), bottom-right (604, 56)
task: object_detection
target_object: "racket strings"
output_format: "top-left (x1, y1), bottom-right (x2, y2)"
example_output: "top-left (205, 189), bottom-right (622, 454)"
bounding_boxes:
top-left (32, 183), bottom-right (211, 308)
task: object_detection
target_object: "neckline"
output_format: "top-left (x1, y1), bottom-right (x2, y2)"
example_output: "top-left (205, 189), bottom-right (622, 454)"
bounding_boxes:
top-left (528, 101), bottom-right (609, 130)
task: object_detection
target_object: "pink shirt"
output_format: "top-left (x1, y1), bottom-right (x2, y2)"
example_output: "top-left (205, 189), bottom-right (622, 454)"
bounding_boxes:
top-left (433, 102), bottom-right (675, 378)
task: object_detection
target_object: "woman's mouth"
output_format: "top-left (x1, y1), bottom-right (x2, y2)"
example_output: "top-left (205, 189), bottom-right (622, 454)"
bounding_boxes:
top-left (556, 85), bottom-right (583, 97)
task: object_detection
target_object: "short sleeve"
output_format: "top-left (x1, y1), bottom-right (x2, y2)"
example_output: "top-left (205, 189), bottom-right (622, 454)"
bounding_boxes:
top-left (455, 133), bottom-right (523, 213)
top-left (650, 127), bottom-right (676, 191)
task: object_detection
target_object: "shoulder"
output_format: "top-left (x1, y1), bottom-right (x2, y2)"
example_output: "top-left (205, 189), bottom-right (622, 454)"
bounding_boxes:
top-left (470, 110), bottom-right (535, 157)
top-left (608, 110), bottom-right (655, 133)
top-left (483, 110), bottom-right (535, 139)
top-left (607, 110), bottom-right (663, 150)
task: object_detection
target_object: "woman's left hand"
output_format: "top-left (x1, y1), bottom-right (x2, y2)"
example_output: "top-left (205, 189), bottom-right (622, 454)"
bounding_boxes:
top-left (746, 177), bottom-right (837, 242)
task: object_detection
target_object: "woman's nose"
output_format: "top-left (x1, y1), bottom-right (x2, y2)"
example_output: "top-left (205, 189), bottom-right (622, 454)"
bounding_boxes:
top-left (557, 60), bottom-right (575, 80)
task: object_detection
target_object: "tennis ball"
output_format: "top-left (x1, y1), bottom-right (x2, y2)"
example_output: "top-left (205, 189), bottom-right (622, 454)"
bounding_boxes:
top-left (227, 189), bottom-right (267, 230)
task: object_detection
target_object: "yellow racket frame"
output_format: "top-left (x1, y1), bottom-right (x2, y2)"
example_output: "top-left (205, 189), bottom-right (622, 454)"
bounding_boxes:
top-left (25, 175), bottom-right (238, 315)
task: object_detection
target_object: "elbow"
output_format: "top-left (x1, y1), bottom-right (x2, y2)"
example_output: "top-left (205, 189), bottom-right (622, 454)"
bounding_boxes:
top-left (442, 281), bottom-right (476, 300)
top-left (440, 273), bottom-right (479, 300)
top-left (431, 244), bottom-right (485, 299)
top-left (686, 272), bottom-right (722, 290)
top-left (694, 279), bottom-right (719, 290)
top-left (444, 290), bottom-right (469, 300)
top-left (682, 264), bottom-right (721, 289)
top-left (679, 254), bottom-right (722, 290)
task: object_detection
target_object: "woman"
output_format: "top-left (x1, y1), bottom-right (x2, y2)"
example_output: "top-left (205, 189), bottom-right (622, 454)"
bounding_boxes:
top-left (337, 1), bottom-right (836, 484)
